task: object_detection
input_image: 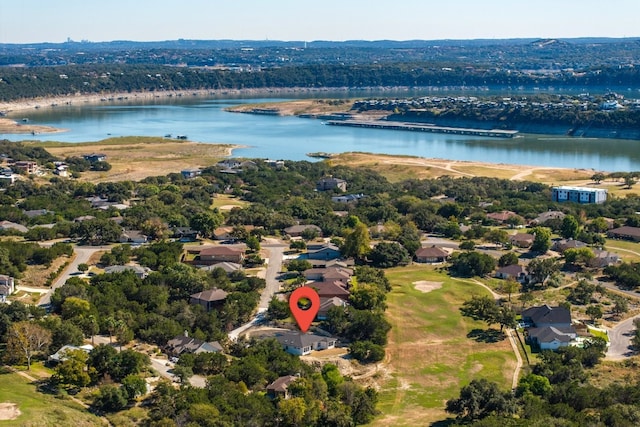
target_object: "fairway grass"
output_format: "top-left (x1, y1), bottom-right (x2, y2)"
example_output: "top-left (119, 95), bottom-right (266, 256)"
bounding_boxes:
top-left (0, 369), bottom-right (102, 427)
top-left (371, 265), bottom-right (516, 426)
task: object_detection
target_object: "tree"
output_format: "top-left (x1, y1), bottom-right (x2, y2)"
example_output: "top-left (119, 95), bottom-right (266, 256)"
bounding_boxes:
top-left (246, 234), bottom-right (261, 252)
top-left (624, 173), bottom-right (637, 189)
top-left (527, 258), bottom-right (559, 286)
top-left (5, 321), bottom-right (52, 370)
top-left (484, 229), bottom-right (509, 245)
top-left (502, 279), bottom-right (520, 302)
top-left (586, 305), bottom-right (604, 324)
top-left (51, 349), bottom-right (91, 389)
top-left (588, 217), bottom-right (609, 233)
top-left (564, 247), bottom-right (595, 268)
top-left (189, 211), bottom-right (223, 239)
top-left (459, 240), bottom-right (476, 251)
top-left (61, 296), bottom-right (91, 320)
top-left (278, 397), bottom-right (307, 427)
top-left (591, 172), bottom-right (605, 184)
top-left (498, 252), bottom-right (519, 267)
top-left (561, 215), bottom-right (580, 239)
top-left (531, 227), bottom-right (552, 253)
top-left (121, 375), bottom-right (147, 400)
top-left (450, 251), bottom-right (496, 277)
top-left (495, 305), bottom-right (517, 332)
top-left (460, 295), bottom-right (499, 326)
top-left (77, 263), bottom-right (89, 273)
top-left (569, 280), bottom-right (596, 305)
top-left (611, 296), bottom-right (629, 318)
top-left (342, 219), bottom-right (371, 261)
top-left (446, 378), bottom-right (516, 421)
top-left (267, 296), bottom-right (290, 320)
top-left (93, 384), bottom-right (128, 412)
top-left (173, 364), bottom-right (193, 384)
top-left (368, 241), bottom-right (410, 268)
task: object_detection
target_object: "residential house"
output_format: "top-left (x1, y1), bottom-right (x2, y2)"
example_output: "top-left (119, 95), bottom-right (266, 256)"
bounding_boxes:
top-left (0, 220), bottom-right (28, 233)
top-left (317, 297), bottom-right (348, 320)
top-left (166, 333), bottom-right (223, 357)
top-left (608, 226), bottom-right (640, 242)
top-left (213, 226), bottom-right (235, 241)
top-left (531, 210), bottom-right (566, 225)
top-left (306, 243), bottom-right (341, 260)
top-left (199, 261), bottom-right (243, 274)
top-left (316, 176), bottom-right (347, 192)
top-left (198, 246), bottom-right (245, 264)
top-left (495, 264), bottom-right (530, 283)
top-left (266, 375), bottom-right (299, 399)
top-left (0, 274), bottom-right (15, 302)
top-left (551, 186), bottom-right (607, 204)
top-left (23, 209), bottom-right (51, 219)
top-left (284, 224), bottom-right (322, 238)
top-left (180, 168), bottom-right (202, 179)
top-left (276, 331), bottom-right (337, 356)
top-left (264, 159), bottom-right (285, 168)
top-left (189, 288), bottom-right (228, 311)
top-left (523, 304), bottom-right (576, 350)
top-left (73, 215), bottom-right (96, 222)
top-left (12, 160), bottom-right (38, 174)
top-left (303, 266), bottom-right (353, 286)
top-left (83, 153), bottom-right (107, 163)
top-left (331, 194), bottom-right (366, 204)
top-left (308, 281), bottom-right (350, 299)
top-left (172, 227), bottom-right (200, 242)
top-left (486, 210), bottom-right (518, 224)
top-left (48, 344), bottom-right (94, 364)
top-left (589, 249), bottom-right (620, 268)
top-left (522, 305), bottom-right (572, 328)
top-left (104, 265), bottom-right (151, 279)
top-left (553, 238), bottom-right (587, 253)
top-left (119, 229), bottom-right (149, 244)
top-left (415, 246), bottom-right (449, 263)
top-left (217, 159), bottom-right (242, 170)
top-left (528, 326), bottom-right (577, 351)
top-left (509, 233), bottom-right (535, 248)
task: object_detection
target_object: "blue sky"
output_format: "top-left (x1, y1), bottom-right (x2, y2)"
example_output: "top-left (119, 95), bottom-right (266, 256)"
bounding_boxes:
top-left (1, 0), bottom-right (638, 44)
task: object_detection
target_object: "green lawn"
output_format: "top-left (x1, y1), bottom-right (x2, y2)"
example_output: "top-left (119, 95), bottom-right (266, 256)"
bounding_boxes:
top-left (0, 368), bottom-right (103, 427)
top-left (605, 239), bottom-right (640, 263)
top-left (370, 266), bottom-right (517, 426)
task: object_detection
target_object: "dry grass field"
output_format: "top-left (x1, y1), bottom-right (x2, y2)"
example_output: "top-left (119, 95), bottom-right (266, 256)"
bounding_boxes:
top-left (38, 136), bottom-right (238, 182)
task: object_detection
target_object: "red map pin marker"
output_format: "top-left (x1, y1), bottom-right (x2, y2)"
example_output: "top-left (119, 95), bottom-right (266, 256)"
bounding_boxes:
top-left (289, 286), bottom-right (320, 333)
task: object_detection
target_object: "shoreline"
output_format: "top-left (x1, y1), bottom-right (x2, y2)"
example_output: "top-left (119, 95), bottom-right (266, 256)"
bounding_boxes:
top-left (0, 86), bottom-right (365, 116)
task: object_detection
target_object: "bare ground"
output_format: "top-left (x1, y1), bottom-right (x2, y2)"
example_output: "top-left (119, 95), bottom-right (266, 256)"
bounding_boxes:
top-left (42, 137), bottom-right (239, 182)
top-left (413, 281), bottom-right (443, 293)
top-left (0, 402), bottom-right (20, 421)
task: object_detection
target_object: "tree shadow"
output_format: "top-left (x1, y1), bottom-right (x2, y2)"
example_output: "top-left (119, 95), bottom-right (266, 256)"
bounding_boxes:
top-left (430, 418), bottom-right (456, 426)
top-left (467, 328), bottom-right (505, 343)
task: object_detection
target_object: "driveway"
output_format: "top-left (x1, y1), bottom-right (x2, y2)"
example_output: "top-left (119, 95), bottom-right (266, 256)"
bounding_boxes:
top-left (229, 240), bottom-right (286, 341)
top-left (37, 244), bottom-right (110, 307)
top-left (606, 314), bottom-right (640, 360)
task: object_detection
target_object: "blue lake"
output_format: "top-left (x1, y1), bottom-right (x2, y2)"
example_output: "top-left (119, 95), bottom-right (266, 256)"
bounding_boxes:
top-left (3, 94), bottom-right (640, 172)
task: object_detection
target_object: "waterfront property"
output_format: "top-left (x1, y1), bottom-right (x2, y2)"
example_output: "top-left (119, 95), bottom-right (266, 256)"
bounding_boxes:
top-left (551, 186), bottom-right (607, 204)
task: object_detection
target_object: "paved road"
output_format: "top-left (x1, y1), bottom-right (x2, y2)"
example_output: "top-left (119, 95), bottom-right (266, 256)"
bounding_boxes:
top-left (606, 314), bottom-right (640, 360)
top-left (38, 245), bottom-right (109, 306)
top-left (229, 240), bottom-right (286, 341)
top-left (258, 241), bottom-right (287, 310)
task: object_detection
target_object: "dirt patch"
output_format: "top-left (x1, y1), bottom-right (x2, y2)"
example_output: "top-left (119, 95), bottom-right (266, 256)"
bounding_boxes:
top-left (217, 204), bottom-right (239, 211)
top-left (0, 402), bottom-right (21, 421)
top-left (413, 281), bottom-right (443, 293)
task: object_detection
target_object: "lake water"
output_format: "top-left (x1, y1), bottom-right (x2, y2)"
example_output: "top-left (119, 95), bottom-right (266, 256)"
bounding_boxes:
top-left (3, 93), bottom-right (640, 172)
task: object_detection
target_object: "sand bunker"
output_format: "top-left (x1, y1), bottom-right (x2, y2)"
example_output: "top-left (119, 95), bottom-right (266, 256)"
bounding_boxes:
top-left (0, 403), bottom-right (21, 421)
top-left (413, 281), bottom-right (443, 293)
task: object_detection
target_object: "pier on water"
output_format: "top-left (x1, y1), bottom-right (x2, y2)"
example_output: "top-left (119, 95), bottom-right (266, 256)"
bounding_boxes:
top-left (325, 119), bottom-right (518, 138)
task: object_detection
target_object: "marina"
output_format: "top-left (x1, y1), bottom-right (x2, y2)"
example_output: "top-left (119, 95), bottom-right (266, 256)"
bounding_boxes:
top-left (325, 119), bottom-right (519, 138)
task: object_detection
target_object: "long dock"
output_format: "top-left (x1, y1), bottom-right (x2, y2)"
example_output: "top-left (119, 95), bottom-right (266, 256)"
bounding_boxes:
top-left (324, 119), bottom-right (518, 138)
